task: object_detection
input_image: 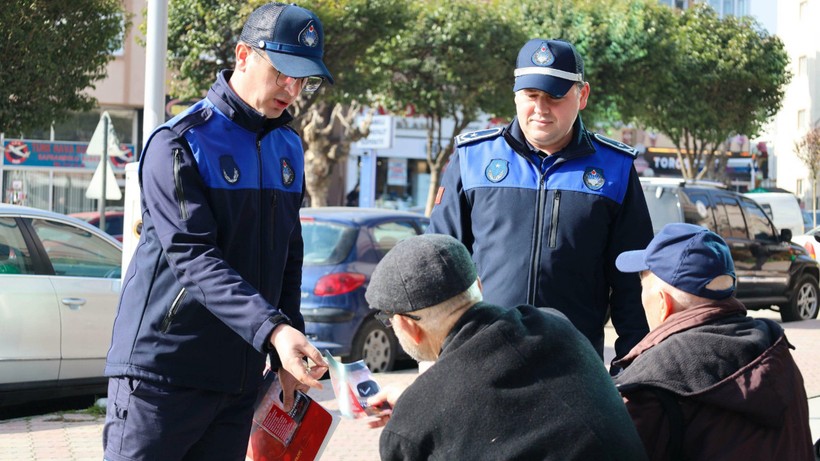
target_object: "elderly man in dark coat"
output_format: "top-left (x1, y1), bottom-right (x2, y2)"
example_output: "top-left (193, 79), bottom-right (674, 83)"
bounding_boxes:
top-left (614, 223), bottom-right (813, 461)
top-left (364, 234), bottom-right (647, 461)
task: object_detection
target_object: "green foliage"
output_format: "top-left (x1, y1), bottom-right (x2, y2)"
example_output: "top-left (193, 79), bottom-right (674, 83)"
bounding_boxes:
top-left (629, 4), bottom-right (790, 178)
top-left (0, 0), bottom-right (128, 135)
top-left (507, 0), bottom-right (670, 130)
top-left (163, 0), bottom-right (791, 188)
top-left (166, 0), bottom-right (412, 106)
top-left (302, 0), bottom-right (413, 106)
top-left (365, 1), bottom-right (524, 123)
top-left (166, 0), bottom-right (249, 100)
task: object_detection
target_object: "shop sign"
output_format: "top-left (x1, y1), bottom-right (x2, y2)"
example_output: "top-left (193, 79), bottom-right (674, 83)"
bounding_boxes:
top-left (353, 115), bottom-right (393, 150)
top-left (387, 159), bottom-right (407, 186)
top-left (2, 139), bottom-right (135, 170)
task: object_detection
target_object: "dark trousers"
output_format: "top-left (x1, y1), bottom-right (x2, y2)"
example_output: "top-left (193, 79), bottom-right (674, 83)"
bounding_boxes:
top-left (103, 377), bottom-right (257, 461)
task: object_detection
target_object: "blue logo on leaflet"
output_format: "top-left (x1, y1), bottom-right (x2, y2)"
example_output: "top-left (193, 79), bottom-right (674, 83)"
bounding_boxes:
top-left (485, 159), bottom-right (509, 183)
top-left (583, 167), bottom-right (605, 191)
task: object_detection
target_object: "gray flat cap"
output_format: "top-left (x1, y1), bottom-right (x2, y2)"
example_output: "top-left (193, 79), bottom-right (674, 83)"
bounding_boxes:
top-left (366, 234), bottom-right (477, 313)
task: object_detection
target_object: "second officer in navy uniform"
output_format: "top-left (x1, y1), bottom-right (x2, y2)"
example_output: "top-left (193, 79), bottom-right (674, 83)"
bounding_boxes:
top-left (428, 38), bottom-right (654, 370)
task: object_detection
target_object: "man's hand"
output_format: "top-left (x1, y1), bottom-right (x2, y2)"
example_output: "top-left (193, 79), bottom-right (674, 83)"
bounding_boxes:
top-left (364, 384), bottom-right (405, 429)
top-left (270, 323), bottom-right (328, 410)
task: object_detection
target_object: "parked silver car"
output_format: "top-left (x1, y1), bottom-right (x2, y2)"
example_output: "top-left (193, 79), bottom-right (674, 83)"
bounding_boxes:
top-left (0, 204), bottom-right (122, 407)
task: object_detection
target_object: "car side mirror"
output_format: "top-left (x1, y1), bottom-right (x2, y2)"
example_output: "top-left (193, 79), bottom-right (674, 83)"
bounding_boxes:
top-left (780, 228), bottom-right (792, 242)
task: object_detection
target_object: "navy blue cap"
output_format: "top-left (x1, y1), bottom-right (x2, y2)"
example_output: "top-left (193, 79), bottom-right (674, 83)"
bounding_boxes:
top-left (616, 223), bottom-right (736, 300)
top-left (240, 2), bottom-right (334, 83)
top-left (513, 39), bottom-right (584, 97)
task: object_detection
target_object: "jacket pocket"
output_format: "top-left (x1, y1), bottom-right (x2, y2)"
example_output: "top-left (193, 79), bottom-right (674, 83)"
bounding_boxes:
top-left (549, 190), bottom-right (561, 248)
top-left (160, 287), bottom-right (187, 333)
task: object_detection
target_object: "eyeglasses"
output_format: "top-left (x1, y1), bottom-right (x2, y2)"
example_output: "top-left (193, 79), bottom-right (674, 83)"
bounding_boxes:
top-left (251, 47), bottom-right (324, 93)
top-left (374, 310), bottom-right (422, 328)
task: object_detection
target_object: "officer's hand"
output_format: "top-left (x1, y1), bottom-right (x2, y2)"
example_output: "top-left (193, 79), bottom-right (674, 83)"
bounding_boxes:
top-left (270, 324), bottom-right (327, 393)
top-left (277, 368), bottom-right (307, 412)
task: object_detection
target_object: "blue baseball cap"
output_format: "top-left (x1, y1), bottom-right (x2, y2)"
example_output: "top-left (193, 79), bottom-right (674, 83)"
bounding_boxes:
top-left (513, 39), bottom-right (584, 97)
top-left (240, 2), bottom-right (334, 83)
top-left (616, 223), bottom-right (736, 300)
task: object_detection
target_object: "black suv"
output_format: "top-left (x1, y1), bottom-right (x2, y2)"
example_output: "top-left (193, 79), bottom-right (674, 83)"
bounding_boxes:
top-left (640, 178), bottom-right (819, 322)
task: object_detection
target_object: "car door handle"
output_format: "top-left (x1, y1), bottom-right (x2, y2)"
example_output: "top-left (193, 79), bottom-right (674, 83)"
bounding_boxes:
top-left (61, 298), bottom-right (87, 309)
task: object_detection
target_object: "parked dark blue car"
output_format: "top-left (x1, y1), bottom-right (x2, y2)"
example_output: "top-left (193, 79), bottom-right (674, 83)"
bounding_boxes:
top-left (299, 207), bottom-right (429, 372)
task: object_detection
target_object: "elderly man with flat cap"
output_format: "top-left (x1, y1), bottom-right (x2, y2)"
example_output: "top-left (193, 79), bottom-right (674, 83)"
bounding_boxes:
top-left (365, 233), bottom-right (648, 461)
top-left (428, 38), bottom-right (654, 373)
top-left (103, 3), bottom-right (332, 460)
top-left (613, 223), bottom-right (813, 461)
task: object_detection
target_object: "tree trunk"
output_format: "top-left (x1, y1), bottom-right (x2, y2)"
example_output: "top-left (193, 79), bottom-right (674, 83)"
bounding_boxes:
top-left (297, 103), bottom-right (373, 207)
top-left (424, 167), bottom-right (441, 217)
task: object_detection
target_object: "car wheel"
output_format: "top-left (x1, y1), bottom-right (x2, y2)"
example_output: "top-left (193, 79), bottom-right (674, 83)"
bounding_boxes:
top-left (347, 318), bottom-right (398, 373)
top-left (780, 274), bottom-right (819, 322)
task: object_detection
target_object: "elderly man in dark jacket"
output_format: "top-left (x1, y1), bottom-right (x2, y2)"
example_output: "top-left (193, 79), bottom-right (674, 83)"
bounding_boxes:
top-left (364, 234), bottom-right (647, 461)
top-left (613, 223), bottom-right (813, 461)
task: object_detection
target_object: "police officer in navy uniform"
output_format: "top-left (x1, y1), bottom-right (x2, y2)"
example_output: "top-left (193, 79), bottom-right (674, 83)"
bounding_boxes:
top-left (428, 38), bottom-right (654, 371)
top-left (103, 3), bottom-right (331, 460)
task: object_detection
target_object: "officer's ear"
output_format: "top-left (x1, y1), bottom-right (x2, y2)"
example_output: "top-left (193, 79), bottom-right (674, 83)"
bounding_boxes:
top-left (235, 42), bottom-right (253, 71)
top-left (578, 82), bottom-right (590, 110)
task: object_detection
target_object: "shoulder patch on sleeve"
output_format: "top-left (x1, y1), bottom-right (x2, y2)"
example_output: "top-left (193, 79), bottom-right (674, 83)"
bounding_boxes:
top-left (169, 106), bottom-right (213, 137)
top-left (593, 133), bottom-right (638, 158)
top-left (456, 127), bottom-right (503, 147)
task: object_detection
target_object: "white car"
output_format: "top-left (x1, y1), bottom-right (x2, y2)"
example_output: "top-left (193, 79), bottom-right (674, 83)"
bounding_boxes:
top-left (793, 226), bottom-right (820, 261)
top-left (0, 204), bottom-right (122, 407)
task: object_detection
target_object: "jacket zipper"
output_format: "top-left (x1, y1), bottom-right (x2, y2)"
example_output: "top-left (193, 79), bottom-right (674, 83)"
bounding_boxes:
top-left (173, 148), bottom-right (189, 220)
top-left (160, 287), bottom-right (187, 333)
top-left (528, 174), bottom-right (548, 305)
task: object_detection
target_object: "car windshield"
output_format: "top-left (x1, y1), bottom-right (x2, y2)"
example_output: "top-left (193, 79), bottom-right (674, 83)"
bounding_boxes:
top-left (301, 221), bottom-right (357, 266)
top-left (642, 184), bottom-right (682, 234)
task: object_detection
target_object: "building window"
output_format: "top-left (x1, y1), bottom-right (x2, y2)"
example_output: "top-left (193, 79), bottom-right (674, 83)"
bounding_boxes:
top-left (708, 0), bottom-right (721, 13)
top-left (798, 109), bottom-right (807, 130)
top-left (659, 0), bottom-right (688, 9)
top-left (736, 0), bottom-right (747, 16)
top-left (799, 56), bottom-right (807, 76)
top-left (723, 0), bottom-right (733, 16)
top-left (797, 178), bottom-right (803, 196)
top-left (800, 0), bottom-right (808, 19)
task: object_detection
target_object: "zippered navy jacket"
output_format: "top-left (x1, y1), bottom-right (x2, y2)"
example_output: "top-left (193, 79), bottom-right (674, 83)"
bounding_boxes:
top-left (105, 70), bottom-right (304, 393)
top-left (428, 116), bottom-right (653, 363)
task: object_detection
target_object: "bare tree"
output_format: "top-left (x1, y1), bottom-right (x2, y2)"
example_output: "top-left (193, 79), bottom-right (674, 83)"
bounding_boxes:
top-left (795, 125), bottom-right (820, 227)
top-left (298, 103), bottom-right (374, 206)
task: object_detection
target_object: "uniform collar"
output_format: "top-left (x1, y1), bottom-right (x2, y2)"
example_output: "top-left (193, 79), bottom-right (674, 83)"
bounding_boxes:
top-left (207, 70), bottom-right (294, 134)
top-left (505, 115), bottom-right (595, 160)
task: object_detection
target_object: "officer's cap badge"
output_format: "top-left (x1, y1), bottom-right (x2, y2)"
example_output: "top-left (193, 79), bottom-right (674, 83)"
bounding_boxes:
top-left (282, 159), bottom-right (295, 186)
top-left (532, 42), bottom-right (555, 67)
top-left (300, 22), bottom-right (318, 47)
top-left (485, 159), bottom-right (509, 183)
top-left (583, 167), bottom-right (605, 191)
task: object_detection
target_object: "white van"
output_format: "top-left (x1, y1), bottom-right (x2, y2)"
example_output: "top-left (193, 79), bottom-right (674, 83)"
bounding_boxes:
top-left (743, 192), bottom-right (805, 237)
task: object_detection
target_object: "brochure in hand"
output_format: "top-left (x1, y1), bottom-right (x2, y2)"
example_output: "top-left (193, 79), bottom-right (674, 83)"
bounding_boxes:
top-left (246, 370), bottom-right (339, 461)
top-left (323, 350), bottom-right (389, 419)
